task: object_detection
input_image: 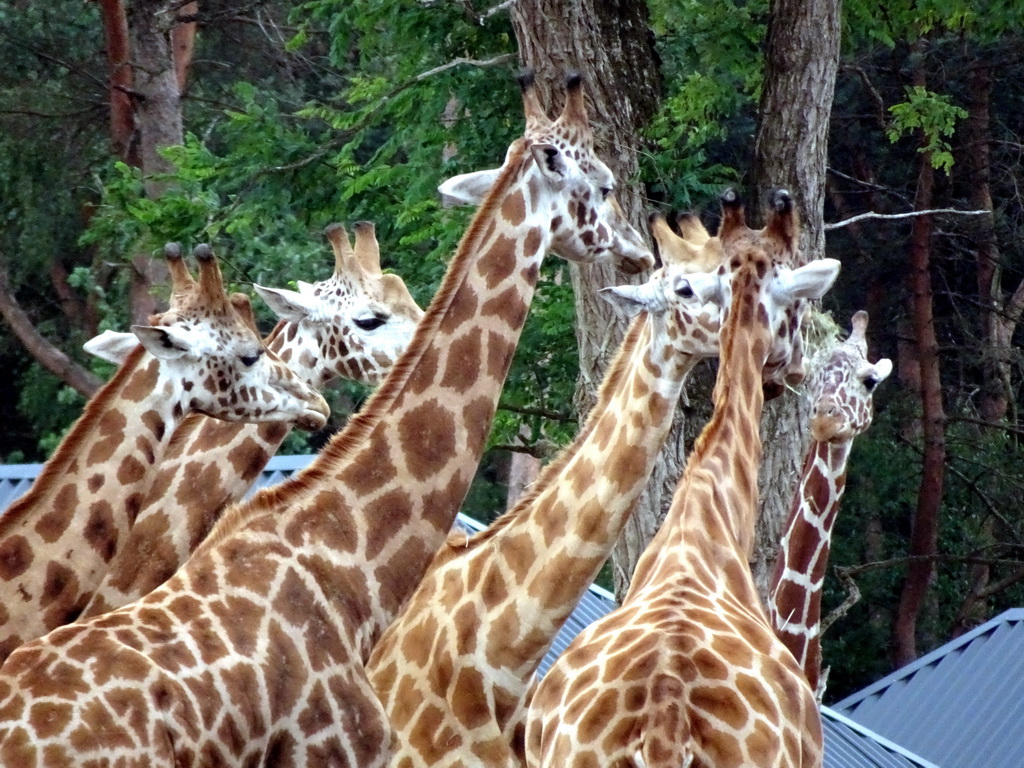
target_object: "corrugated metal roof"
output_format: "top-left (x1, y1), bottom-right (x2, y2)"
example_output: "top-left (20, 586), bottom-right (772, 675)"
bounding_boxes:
top-left (2, 457), bottom-right (934, 767)
top-left (834, 609), bottom-right (1024, 768)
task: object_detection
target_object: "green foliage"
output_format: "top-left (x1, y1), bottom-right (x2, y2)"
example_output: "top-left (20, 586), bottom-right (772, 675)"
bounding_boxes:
top-left (886, 86), bottom-right (967, 173)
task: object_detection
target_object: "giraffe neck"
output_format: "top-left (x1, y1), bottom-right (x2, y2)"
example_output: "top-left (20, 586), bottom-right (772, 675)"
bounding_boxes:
top-left (626, 272), bottom-right (770, 595)
top-left (395, 309), bottom-right (700, 682)
top-left (80, 414), bottom-right (289, 619)
top-left (0, 345), bottom-right (200, 658)
top-left (202, 143), bottom-right (553, 654)
top-left (768, 437), bottom-right (850, 693)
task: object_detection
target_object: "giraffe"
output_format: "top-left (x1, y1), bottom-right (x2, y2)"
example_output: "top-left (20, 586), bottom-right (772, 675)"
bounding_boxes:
top-left (0, 243), bottom-right (329, 663)
top-left (524, 189), bottom-right (840, 768)
top-left (78, 221), bottom-right (424, 619)
top-left (364, 205), bottom-right (828, 768)
top-left (0, 71), bottom-right (653, 767)
top-left (768, 310), bottom-right (891, 700)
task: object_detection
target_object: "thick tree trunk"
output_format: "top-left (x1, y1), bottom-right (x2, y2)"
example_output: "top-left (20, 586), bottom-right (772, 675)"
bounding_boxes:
top-left (96, 0), bottom-right (138, 164)
top-left (893, 105), bottom-right (946, 667)
top-left (509, 0), bottom-right (669, 597)
top-left (126, 0), bottom-right (189, 323)
top-left (748, 0), bottom-right (842, 601)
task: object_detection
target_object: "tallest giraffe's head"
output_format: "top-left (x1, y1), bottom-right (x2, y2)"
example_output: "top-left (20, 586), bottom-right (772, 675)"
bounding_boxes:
top-left (438, 71), bottom-right (654, 274)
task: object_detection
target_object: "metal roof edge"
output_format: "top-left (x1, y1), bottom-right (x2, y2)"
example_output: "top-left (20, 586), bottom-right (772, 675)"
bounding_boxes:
top-left (263, 454), bottom-right (317, 472)
top-left (0, 463), bottom-right (44, 479)
top-left (821, 706), bottom-right (942, 768)
top-left (833, 607), bottom-right (1024, 711)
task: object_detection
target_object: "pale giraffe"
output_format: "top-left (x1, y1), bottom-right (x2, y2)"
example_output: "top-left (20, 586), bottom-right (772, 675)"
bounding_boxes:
top-left (0, 71), bottom-right (652, 767)
top-left (525, 189), bottom-right (840, 768)
top-left (0, 244), bottom-right (328, 663)
top-left (365, 206), bottom-right (834, 768)
top-left (768, 310), bottom-right (891, 700)
top-left (78, 221), bottom-right (423, 618)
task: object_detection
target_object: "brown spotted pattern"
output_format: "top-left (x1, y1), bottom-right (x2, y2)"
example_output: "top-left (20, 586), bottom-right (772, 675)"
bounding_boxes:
top-left (525, 192), bottom-right (831, 768)
top-left (0, 245), bottom-right (327, 665)
top-left (80, 223), bottom-right (423, 620)
top-left (366, 220), bottom-right (726, 768)
top-left (0, 72), bottom-right (652, 767)
top-left (768, 311), bottom-right (890, 700)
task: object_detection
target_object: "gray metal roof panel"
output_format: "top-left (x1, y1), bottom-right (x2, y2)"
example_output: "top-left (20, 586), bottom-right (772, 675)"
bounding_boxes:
top-left (834, 609), bottom-right (1024, 768)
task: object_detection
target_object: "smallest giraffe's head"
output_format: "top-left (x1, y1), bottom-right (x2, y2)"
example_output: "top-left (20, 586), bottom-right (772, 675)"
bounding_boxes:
top-left (131, 243), bottom-right (330, 431)
top-left (808, 310), bottom-right (892, 443)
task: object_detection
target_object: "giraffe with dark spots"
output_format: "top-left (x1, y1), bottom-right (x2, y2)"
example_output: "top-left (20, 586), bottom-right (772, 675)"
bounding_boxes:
top-left (0, 70), bottom-right (652, 767)
top-left (365, 210), bottom-right (750, 768)
top-left (77, 222), bottom-right (423, 620)
top-left (768, 311), bottom-right (890, 701)
top-left (0, 244), bottom-right (329, 662)
top-left (525, 190), bottom-right (840, 768)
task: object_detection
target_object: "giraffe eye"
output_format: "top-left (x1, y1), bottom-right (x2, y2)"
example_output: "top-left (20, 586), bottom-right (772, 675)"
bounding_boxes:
top-left (600, 186), bottom-right (612, 201)
top-left (354, 315), bottom-right (388, 331)
top-left (675, 280), bottom-right (694, 299)
top-left (864, 375), bottom-right (879, 391)
top-left (240, 350), bottom-right (263, 367)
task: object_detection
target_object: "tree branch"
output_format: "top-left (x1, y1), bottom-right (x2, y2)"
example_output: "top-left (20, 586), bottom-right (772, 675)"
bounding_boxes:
top-left (820, 567), bottom-right (861, 636)
top-left (825, 208), bottom-right (989, 231)
top-left (0, 258), bottom-right (102, 398)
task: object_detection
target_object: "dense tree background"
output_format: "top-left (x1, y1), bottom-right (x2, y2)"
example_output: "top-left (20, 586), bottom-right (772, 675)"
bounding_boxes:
top-left (1, 0), bottom-right (1023, 702)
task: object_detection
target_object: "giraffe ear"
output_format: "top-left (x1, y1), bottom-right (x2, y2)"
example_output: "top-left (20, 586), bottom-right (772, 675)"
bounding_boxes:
top-left (253, 284), bottom-right (320, 324)
top-left (438, 168), bottom-right (503, 207)
top-left (864, 358), bottom-right (893, 385)
top-left (776, 258), bottom-right (841, 301)
top-left (599, 282), bottom-right (661, 317)
top-left (131, 325), bottom-right (194, 360)
top-left (83, 330), bottom-right (138, 365)
top-left (529, 142), bottom-right (570, 180)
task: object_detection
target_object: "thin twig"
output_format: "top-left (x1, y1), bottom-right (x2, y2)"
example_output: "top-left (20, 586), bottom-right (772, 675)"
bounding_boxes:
top-left (414, 53), bottom-right (515, 81)
top-left (825, 208), bottom-right (989, 231)
top-left (820, 567), bottom-right (861, 635)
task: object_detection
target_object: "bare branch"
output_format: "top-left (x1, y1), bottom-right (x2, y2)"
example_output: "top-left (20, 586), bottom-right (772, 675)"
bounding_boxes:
top-left (825, 208), bottom-right (989, 231)
top-left (0, 257), bottom-right (102, 398)
top-left (414, 53), bottom-right (515, 82)
top-left (820, 567), bottom-right (861, 636)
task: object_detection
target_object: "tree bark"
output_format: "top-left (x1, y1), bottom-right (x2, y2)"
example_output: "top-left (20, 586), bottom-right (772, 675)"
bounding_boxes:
top-left (748, 0), bottom-right (842, 601)
top-left (95, 0), bottom-right (138, 164)
top-left (0, 259), bottom-right (102, 398)
top-left (125, 0), bottom-right (188, 323)
top-left (509, 0), bottom-right (670, 597)
top-left (892, 74), bottom-right (946, 666)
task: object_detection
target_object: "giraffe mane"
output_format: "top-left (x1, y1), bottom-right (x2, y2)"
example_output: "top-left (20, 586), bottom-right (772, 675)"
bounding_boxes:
top-left (203, 138), bottom-right (535, 536)
top-left (1, 344), bottom-right (150, 525)
top-left (437, 314), bottom-right (648, 556)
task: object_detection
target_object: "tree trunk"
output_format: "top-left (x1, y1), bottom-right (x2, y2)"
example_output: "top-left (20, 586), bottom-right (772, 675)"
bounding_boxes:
top-left (892, 78), bottom-right (946, 667)
top-left (509, 0), bottom-right (670, 598)
top-left (748, 0), bottom-right (842, 601)
top-left (126, 0), bottom-right (189, 323)
top-left (96, 0), bottom-right (138, 164)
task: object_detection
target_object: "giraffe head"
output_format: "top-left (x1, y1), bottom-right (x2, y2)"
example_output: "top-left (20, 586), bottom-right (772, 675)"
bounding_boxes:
top-left (808, 310), bottom-right (892, 442)
top-left (438, 71), bottom-right (654, 274)
top-left (682, 189), bottom-right (840, 389)
top-left (598, 210), bottom-right (728, 357)
top-left (253, 222), bottom-right (424, 388)
top-left (128, 243), bottom-right (330, 430)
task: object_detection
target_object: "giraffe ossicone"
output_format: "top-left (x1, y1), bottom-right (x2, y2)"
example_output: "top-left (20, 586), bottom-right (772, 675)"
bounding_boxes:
top-left (525, 188), bottom-right (838, 768)
top-left (0, 71), bottom-right (652, 767)
top-left (769, 310), bottom-right (891, 700)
